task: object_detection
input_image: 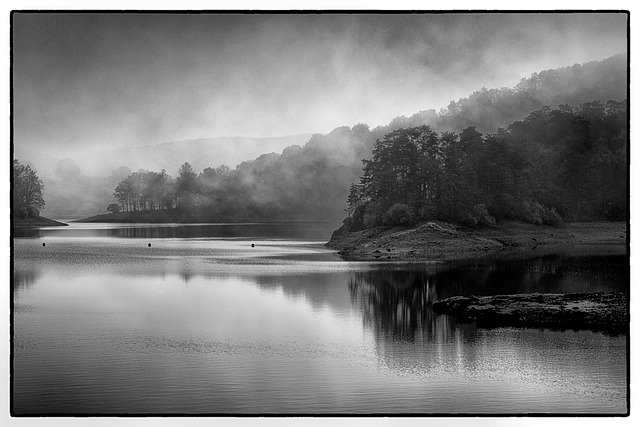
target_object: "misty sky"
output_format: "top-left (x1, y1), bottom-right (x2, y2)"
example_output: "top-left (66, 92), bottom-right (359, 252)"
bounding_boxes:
top-left (13, 12), bottom-right (627, 158)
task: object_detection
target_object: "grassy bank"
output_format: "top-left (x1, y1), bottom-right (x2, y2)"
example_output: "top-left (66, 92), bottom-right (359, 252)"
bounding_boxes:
top-left (326, 220), bottom-right (627, 261)
top-left (12, 216), bottom-right (68, 228)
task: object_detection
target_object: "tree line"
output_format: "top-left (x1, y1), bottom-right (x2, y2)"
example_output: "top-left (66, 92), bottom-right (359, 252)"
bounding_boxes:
top-left (382, 54), bottom-right (626, 136)
top-left (109, 99), bottom-right (626, 227)
top-left (344, 99), bottom-right (627, 230)
top-left (109, 125), bottom-right (372, 221)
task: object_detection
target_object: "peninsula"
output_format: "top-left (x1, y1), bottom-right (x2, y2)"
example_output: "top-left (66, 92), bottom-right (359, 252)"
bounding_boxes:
top-left (326, 220), bottom-right (627, 262)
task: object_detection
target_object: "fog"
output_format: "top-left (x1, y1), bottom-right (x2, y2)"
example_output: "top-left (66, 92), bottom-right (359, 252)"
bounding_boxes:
top-left (11, 13), bottom-right (628, 219)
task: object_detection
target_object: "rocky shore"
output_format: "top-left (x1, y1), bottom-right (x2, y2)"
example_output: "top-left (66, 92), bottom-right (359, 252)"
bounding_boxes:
top-left (432, 292), bottom-right (627, 335)
top-left (326, 220), bottom-right (627, 261)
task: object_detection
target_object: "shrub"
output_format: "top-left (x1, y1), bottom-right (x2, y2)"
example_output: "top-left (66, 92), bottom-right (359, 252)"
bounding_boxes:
top-left (362, 203), bottom-right (388, 228)
top-left (364, 212), bottom-right (380, 229)
top-left (471, 204), bottom-right (496, 226)
top-left (520, 200), bottom-right (563, 226)
top-left (107, 203), bottom-right (121, 214)
top-left (521, 200), bottom-right (544, 225)
top-left (542, 207), bottom-right (563, 227)
top-left (384, 203), bottom-right (414, 226)
top-left (26, 205), bottom-right (39, 218)
top-left (462, 204), bottom-right (496, 227)
top-left (16, 207), bottom-right (28, 219)
top-left (461, 212), bottom-right (478, 227)
top-left (350, 204), bottom-right (367, 231)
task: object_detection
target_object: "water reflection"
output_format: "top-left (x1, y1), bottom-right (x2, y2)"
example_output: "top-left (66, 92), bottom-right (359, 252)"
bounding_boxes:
top-left (13, 222), bottom-right (339, 240)
top-left (13, 265), bottom-right (40, 293)
top-left (13, 228), bottom-right (42, 238)
top-left (348, 252), bottom-right (628, 342)
top-left (436, 252), bottom-right (628, 296)
top-left (253, 273), bottom-right (354, 314)
top-left (349, 270), bottom-right (441, 341)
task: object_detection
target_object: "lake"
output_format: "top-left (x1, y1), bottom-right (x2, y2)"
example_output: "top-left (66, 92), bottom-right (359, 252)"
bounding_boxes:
top-left (11, 222), bottom-right (629, 415)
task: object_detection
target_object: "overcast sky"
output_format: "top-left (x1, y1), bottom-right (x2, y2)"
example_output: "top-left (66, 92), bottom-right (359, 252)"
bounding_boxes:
top-left (12, 12), bottom-right (627, 158)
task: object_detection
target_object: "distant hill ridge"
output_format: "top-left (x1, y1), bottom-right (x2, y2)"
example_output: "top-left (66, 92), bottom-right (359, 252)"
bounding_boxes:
top-left (376, 54), bottom-right (627, 135)
top-left (83, 133), bottom-right (316, 176)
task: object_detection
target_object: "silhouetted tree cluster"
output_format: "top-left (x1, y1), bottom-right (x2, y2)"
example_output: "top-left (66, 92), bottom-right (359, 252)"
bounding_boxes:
top-left (345, 100), bottom-right (627, 229)
top-left (13, 159), bottom-right (45, 219)
top-left (114, 169), bottom-right (176, 212)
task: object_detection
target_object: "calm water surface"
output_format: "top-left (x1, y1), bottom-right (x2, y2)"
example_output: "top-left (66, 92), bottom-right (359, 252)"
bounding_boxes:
top-left (12, 222), bottom-right (628, 414)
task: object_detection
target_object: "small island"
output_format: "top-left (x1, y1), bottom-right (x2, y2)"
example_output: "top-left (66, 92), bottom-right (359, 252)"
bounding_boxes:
top-left (432, 292), bottom-right (627, 335)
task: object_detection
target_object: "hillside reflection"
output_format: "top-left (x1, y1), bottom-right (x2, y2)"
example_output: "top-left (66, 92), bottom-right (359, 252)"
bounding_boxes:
top-left (348, 251), bottom-right (628, 343)
top-left (13, 222), bottom-right (337, 240)
top-left (349, 270), bottom-right (442, 341)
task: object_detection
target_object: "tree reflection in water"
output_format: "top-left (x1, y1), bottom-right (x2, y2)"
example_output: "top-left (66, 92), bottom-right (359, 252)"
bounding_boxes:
top-left (348, 269), bottom-right (453, 343)
top-left (13, 266), bottom-right (41, 294)
top-left (348, 251), bottom-right (627, 343)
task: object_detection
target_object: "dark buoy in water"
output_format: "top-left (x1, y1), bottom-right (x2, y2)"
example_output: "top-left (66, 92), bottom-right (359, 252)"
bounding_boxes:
top-left (251, 243), bottom-right (255, 248)
top-left (148, 243), bottom-right (151, 247)
top-left (42, 242), bottom-right (45, 247)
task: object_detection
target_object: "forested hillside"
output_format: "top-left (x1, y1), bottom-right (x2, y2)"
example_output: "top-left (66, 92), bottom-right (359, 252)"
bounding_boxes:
top-left (344, 100), bottom-right (626, 231)
top-left (379, 54), bottom-right (626, 135)
top-left (94, 55), bottom-right (627, 223)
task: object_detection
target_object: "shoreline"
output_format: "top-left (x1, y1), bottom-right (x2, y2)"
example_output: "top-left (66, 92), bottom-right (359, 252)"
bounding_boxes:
top-left (12, 216), bottom-right (68, 228)
top-left (73, 210), bottom-right (337, 224)
top-left (325, 220), bottom-right (627, 262)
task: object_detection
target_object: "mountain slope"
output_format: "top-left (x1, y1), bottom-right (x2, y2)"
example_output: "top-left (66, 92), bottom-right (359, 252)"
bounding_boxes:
top-left (378, 54), bottom-right (627, 135)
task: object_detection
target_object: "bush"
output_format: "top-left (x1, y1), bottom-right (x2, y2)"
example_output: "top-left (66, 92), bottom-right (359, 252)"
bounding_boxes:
top-left (363, 213), bottom-right (380, 228)
top-left (521, 200), bottom-right (544, 225)
top-left (520, 200), bottom-right (562, 226)
top-left (461, 212), bottom-right (478, 227)
top-left (472, 204), bottom-right (496, 226)
top-left (384, 203), bottom-right (414, 226)
top-left (26, 205), bottom-right (39, 218)
top-left (107, 203), bottom-right (121, 214)
top-left (347, 204), bottom-right (366, 231)
top-left (462, 204), bottom-right (496, 227)
top-left (542, 207), bottom-right (563, 227)
top-left (16, 207), bottom-right (28, 219)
